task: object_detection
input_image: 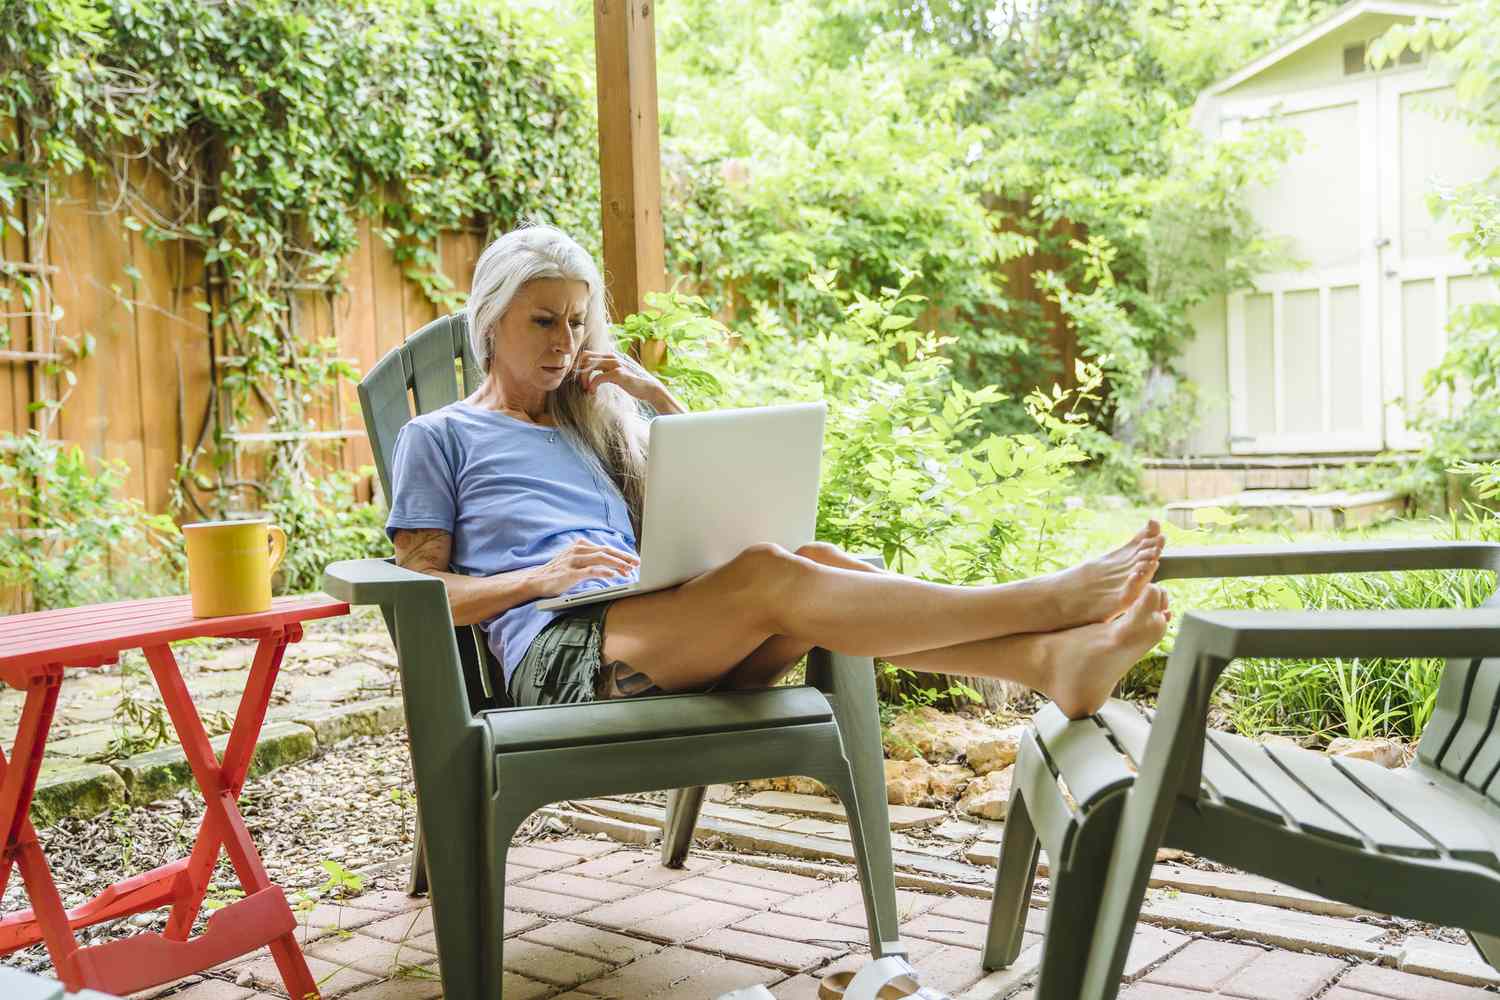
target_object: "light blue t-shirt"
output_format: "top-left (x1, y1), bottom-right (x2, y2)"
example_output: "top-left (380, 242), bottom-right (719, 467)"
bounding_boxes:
top-left (384, 401), bottom-right (639, 683)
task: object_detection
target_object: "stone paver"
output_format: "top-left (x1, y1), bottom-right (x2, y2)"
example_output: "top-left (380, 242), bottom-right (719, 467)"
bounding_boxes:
top-left (341, 974), bottom-right (444, 1000)
top-left (703, 861), bottom-right (831, 896)
top-left (505, 884), bottom-right (599, 918)
top-left (583, 887), bottom-right (756, 944)
top-left (1338, 963), bottom-right (1497, 999)
top-left (1145, 939), bottom-right (1264, 992)
top-left (575, 945), bottom-right (771, 997)
top-left (1219, 949), bottom-right (1345, 999)
top-left (1123, 925), bottom-right (1194, 979)
top-left (501, 939), bottom-right (614, 987)
top-left (671, 872), bottom-right (792, 910)
top-left (360, 909), bottom-right (435, 944)
top-left (85, 844), bottom-right (1499, 1000)
top-left (514, 871), bottom-right (637, 903)
top-left (689, 926), bottom-right (841, 972)
top-left (520, 920), bottom-right (664, 965)
top-left (236, 950), bottom-right (380, 997)
top-left (156, 982), bottom-right (256, 1000)
top-left (306, 928), bottom-right (436, 976)
top-left (507, 845), bottom-right (583, 872)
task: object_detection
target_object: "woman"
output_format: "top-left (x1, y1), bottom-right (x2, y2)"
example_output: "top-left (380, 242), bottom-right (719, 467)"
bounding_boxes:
top-left (386, 225), bottom-right (1169, 718)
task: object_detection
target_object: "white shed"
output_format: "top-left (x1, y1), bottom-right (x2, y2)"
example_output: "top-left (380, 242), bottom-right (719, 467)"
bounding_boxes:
top-left (1180, 0), bottom-right (1497, 457)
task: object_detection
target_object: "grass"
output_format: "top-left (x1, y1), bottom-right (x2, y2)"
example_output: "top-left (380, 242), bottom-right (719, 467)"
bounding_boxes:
top-left (1059, 503), bottom-right (1496, 746)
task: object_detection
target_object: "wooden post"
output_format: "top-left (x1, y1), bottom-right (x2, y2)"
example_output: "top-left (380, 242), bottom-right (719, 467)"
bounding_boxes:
top-left (593, 0), bottom-right (666, 361)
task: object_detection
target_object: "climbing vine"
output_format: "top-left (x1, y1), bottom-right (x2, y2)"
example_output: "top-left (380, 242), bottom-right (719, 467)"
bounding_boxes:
top-left (1, 0), bottom-right (599, 518)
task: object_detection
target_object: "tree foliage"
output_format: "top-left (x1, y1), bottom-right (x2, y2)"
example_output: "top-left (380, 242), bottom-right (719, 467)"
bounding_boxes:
top-left (0, 0), bottom-right (597, 603)
top-left (0, 0), bottom-right (598, 518)
top-left (1372, 1), bottom-right (1500, 473)
top-left (655, 0), bottom-right (1323, 468)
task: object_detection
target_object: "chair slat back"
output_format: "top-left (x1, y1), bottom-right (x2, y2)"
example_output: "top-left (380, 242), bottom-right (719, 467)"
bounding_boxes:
top-left (360, 313), bottom-right (474, 504)
top-left (1419, 657), bottom-right (1500, 803)
top-left (1417, 591), bottom-right (1500, 803)
top-left (359, 311), bottom-right (499, 710)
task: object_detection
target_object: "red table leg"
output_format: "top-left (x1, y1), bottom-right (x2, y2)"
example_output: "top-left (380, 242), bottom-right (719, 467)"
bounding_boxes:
top-left (141, 636), bottom-right (319, 1000)
top-left (161, 629), bottom-right (293, 939)
top-left (0, 672), bottom-right (82, 980)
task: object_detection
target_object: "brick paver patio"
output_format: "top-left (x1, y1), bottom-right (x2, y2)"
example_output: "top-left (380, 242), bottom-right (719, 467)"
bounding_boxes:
top-left (128, 840), bottom-right (1495, 1000)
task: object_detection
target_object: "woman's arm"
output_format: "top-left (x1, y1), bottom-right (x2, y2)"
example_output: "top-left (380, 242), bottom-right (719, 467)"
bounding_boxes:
top-left (647, 384), bottom-right (686, 415)
top-left (575, 350), bottom-right (686, 414)
top-left (393, 528), bottom-right (640, 626)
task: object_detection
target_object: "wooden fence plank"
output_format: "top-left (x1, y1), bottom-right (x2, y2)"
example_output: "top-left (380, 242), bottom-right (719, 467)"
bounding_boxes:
top-left (339, 220), bottom-right (381, 482)
top-left (130, 167), bottom-right (200, 513)
top-left (368, 219), bottom-right (408, 359)
top-left (48, 173), bottom-right (147, 502)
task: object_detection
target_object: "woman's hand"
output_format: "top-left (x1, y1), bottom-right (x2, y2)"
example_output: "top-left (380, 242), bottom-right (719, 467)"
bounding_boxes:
top-left (574, 350), bottom-right (685, 414)
top-left (528, 538), bottom-right (641, 598)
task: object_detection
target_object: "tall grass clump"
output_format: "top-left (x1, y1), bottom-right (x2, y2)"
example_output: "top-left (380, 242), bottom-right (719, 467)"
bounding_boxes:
top-left (1213, 496), bottom-right (1500, 744)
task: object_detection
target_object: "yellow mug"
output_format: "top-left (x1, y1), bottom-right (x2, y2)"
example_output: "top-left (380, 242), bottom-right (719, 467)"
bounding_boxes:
top-left (182, 519), bottom-right (287, 618)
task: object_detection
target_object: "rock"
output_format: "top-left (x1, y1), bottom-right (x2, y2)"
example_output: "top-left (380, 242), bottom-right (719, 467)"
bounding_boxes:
top-left (1155, 847), bottom-right (1188, 862)
top-left (958, 765), bottom-right (1014, 821)
top-left (884, 705), bottom-right (1005, 762)
top-left (30, 763), bottom-right (127, 827)
top-left (745, 775), bottom-right (832, 797)
top-left (884, 759), bottom-right (933, 806)
top-left (966, 725), bottom-right (1025, 775)
top-left (1255, 734), bottom-right (1302, 750)
top-left (928, 763), bottom-right (974, 801)
top-left (115, 722), bottom-right (318, 806)
top-left (294, 697), bottom-right (405, 746)
top-left (1326, 737), bottom-right (1406, 769)
top-left (198, 647), bottom-right (256, 673)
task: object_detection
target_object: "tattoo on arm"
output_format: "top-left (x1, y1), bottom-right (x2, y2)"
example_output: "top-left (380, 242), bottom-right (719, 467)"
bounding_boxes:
top-left (394, 528), bottom-right (452, 574)
top-left (596, 659), bottom-right (662, 700)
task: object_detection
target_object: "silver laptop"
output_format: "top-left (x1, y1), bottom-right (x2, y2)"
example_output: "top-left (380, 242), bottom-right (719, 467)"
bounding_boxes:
top-left (535, 401), bottom-right (826, 611)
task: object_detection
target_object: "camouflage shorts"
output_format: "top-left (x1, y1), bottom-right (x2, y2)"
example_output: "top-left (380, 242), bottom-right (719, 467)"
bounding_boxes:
top-left (506, 601), bottom-right (613, 707)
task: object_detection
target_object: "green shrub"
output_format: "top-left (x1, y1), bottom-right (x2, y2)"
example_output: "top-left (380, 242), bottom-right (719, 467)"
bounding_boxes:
top-left (622, 277), bottom-right (1094, 588)
top-left (262, 468), bottom-right (392, 595)
top-left (0, 431), bottom-right (182, 611)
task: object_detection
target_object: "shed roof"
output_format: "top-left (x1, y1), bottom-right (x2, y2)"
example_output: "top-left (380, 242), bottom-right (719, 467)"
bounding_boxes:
top-left (1201, 0), bottom-right (1455, 99)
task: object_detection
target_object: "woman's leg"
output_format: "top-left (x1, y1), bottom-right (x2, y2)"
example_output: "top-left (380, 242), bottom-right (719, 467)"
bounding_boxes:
top-left (599, 530), bottom-right (1169, 717)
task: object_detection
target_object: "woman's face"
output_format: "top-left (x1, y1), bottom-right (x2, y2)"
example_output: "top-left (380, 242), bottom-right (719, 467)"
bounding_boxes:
top-left (491, 277), bottom-right (591, 400)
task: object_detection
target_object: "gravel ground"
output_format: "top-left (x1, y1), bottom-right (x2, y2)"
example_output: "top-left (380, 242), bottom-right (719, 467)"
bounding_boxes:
top-left (3, 731), bottom-right (443, 976)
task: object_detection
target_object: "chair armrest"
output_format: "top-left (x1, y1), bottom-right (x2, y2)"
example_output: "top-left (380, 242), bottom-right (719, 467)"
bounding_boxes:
top-left (323, 557), bottom-right (444, 608)
top-left (1180, 607), bottom-right (1500, 662)
top-left (1155, 541), bottom-right (1500, 581)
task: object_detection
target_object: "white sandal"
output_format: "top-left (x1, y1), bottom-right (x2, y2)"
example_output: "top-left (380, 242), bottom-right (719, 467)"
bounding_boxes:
top-left (818, 953), bottom-right (955, 1000)
top-left (716, 986), bottom-right (777, 1000)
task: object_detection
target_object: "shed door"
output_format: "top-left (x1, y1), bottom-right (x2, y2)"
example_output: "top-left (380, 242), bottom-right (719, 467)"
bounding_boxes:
top-left (1224, 81), bottom-right (1385, 454)
top-left (1378, 76), bottom-right (1496, 449)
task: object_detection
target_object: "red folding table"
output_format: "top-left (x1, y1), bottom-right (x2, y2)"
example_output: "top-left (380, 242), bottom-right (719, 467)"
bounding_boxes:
top-left (0, 594), bottom-right (349, 998)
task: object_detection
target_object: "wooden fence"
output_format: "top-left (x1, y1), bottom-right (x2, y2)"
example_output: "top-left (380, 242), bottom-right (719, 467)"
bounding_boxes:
top-left (2, 173), bottom-right (1076, 517)
top-left (2, 170), bottom-right (485, 513)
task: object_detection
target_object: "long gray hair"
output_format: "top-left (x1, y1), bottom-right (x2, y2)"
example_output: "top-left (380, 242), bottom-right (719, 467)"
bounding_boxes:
top-left (466, 225), bottom-right (650, 532)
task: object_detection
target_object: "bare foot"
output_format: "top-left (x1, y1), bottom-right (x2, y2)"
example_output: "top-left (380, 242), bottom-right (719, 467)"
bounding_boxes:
top-left (1047, 520), bottom-right (1165, 629)
top-left (1045, 585), bottom-right (1171, 720)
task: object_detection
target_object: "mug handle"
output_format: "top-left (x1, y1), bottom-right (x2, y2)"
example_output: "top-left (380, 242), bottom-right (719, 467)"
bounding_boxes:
top-left (267, 525), bottom-right (287, 574)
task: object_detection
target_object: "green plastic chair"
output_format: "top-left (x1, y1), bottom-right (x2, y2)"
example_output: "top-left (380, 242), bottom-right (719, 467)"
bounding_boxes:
top-left (323, 312), bottom-right (903, 1000)
top-left (981, 541), bottom-right (1500, 1000)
